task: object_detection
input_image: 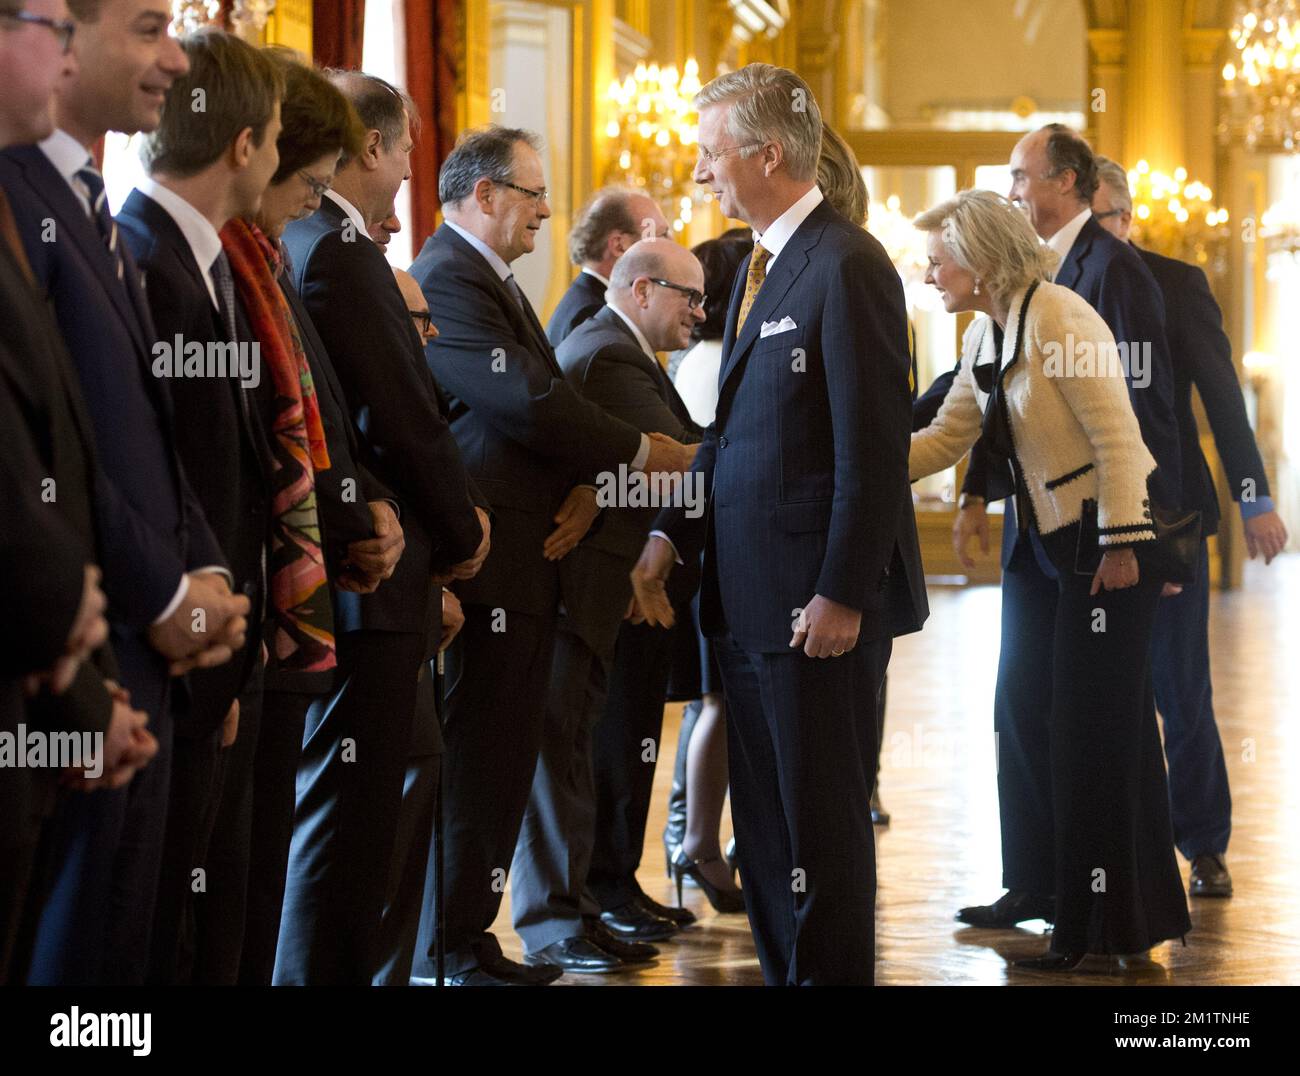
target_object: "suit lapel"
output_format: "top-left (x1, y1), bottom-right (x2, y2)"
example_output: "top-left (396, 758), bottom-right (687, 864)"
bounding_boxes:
top-left (15, 147), bottom-right (150, 356)
top-left (1055, 218), bottom-right (1095, 292)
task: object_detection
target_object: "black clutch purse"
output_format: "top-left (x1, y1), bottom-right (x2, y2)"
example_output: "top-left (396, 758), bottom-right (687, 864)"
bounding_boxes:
top-left (1074, 498), bottom-right (1202, 586)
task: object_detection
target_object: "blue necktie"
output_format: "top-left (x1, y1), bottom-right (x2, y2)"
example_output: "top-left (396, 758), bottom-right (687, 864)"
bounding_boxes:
top-left (75, 162), bottom-right (124, 283)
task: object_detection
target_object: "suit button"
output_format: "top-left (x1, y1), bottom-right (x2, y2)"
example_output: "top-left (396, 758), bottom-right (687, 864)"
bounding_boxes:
top-left (718, 435), bottom-right (729, 448)
top-left (1144, 511), bottom-right (1153, 519)
top-left (1142, 499), bottom-right (1150, 506)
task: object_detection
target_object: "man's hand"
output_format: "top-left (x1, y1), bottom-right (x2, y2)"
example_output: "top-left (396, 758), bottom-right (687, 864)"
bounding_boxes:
top-left (629, 535), bottom-right (677, 628)
top-left (26, 565), bottom-right (110, 697)
top-left (340, 501), bottom-right (406, 592)
top-left (790, 594), bottom-right (861, 659)
top-left (544, 486), bottom-right (599, 561)
top-left (1091, 547), bottom-right (1140, 595)
top-left (1245, 509), bottom-right (1288, 565)
top-left (221, 699), bottom-right (240, 748)
top-left (71, 681), bottom-right (157, 792)
top-left (439, 507), bottom-right (492, 584)
top-left (148, 571), bottom-right (250, 674)
top-left (439, 588), bottom-right (465, 652)
top-left (953, 501), bottom-right (990, 570)
top-left (642, 432), bottom-right (697, 476)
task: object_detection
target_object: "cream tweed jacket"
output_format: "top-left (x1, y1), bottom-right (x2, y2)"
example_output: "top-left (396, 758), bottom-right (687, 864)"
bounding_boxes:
top-left (910, 281), bottom-right (1158, 546)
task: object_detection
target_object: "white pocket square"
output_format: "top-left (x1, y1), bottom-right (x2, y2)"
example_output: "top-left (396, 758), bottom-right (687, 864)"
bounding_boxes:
top-left (759, 316), bottom-right (797, 338)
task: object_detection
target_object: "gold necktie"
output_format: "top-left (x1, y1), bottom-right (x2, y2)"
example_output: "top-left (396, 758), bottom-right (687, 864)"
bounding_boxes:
top-left (735, 242), bottom-right (771, 334)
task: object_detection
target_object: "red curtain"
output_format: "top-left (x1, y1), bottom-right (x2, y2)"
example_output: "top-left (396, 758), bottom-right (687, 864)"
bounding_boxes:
top-left (313, 0), bottom-right (366, 69)
top-left (404, 0), bottom-right (460, 247)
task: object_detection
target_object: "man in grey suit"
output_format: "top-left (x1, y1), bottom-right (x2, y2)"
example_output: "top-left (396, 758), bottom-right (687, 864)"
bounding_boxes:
top-left (512, 239), bottom-right (704, 972)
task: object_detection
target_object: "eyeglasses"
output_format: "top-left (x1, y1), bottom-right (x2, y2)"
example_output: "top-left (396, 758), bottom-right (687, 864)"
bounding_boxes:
top-left (649, 278), bottom-right (706, 310)
top-left (409, 309), bottom-right (433, 335)
top-left (696, 142), bottom-right (763, 165)
top-left (1, 10), bottom-right (76, 53)
top-left (498, 180), bottom-right (548, 203)
top-left (298, 170), bottom-right (332, 198)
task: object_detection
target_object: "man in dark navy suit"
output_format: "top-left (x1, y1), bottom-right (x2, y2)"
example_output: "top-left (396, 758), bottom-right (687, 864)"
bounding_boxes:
top-left (0, 0), bottom-right (249, 985)
top-left (545, 186), bottom-right (668, 347)
top-left (632, 64), bottom-right (928, 986)
top-left (115, 27), bottom-right (285, 984)
top-left (1092, 157), bottom-right (1288, 901)
top-left (276, 71), bottom-right (488, 985)
top-left (408, 125), bottom-right (695, 986)
top-left (950, 124), bottom-right (1185, 931)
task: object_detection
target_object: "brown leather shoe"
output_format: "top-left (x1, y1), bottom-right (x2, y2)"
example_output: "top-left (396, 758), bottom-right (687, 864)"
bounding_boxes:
top-left (1189, 854), bottom-right (1232, 898)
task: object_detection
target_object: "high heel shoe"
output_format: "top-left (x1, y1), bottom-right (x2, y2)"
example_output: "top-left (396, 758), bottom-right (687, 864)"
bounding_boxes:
top-left (1013, 949), bottom-right (1085, 971)
top-left (672, 846), bottom-right (746, 914)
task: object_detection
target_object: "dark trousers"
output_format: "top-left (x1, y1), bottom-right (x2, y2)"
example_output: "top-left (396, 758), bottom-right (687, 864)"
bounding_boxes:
top-left (586, 620), bottom-right (679, 910)
top-left (712, 630), bottom-right (891, 986)
top-left (374, 666), bottom-right (441, 986)
top-left (412, 604), bottom-right (555, 977)
top-left (274, 629), bottom-right (424, 984)
top-left (1151, 540), bottom-right (1232, 858)
top-left (998, 526), bottom-right (1190, 953)
top-left (26, 692), bottom-right (174, 985)
top-left (148, 722), bottom-right (226, 984)
top-left (237, 689), bottom-right (313, 985)
top-left (190, 681), bottom-right (267, 984)
top-left (510, 619), bottom-right (608, 953)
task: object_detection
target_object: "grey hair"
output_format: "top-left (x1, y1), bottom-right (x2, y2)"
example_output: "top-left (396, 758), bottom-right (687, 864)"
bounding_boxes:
top-left (1094, 156), bottom-right (1133, 213)
top-left (609, 240), bottom-right (673, 291)
top-left (439, 125), bottom-right (542, 208)
top-left (568, 187), bottom-right (640, 266)
top-left (694, 63), bottom-right (823, 182)
top-left (913, 190), bottom-right (1059, 303)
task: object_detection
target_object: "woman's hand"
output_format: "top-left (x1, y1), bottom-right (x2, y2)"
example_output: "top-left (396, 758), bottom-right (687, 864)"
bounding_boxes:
top-left (1090, 547), bottom-right (1140, 595)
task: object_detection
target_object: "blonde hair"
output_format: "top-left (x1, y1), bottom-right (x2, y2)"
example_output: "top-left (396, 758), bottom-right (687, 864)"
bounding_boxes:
top-left (694, 63), bottom-right (823, 182)
top-left (818, 124), bottom-right (869, 226)
top-left (913, 190), bottom-right (1058, 301)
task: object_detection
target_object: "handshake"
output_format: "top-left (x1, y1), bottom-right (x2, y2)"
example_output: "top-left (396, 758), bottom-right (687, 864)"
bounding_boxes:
top-left (642, 431), bottom-right (698, 476)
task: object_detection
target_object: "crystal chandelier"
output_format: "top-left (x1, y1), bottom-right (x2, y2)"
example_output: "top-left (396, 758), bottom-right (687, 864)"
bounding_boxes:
top-left (603, 59), bottom-right (706, 235)
top-left (1220, 1), bottom-right (1300, 151)
top-left (1127, 161), bottom-right (1231, 276)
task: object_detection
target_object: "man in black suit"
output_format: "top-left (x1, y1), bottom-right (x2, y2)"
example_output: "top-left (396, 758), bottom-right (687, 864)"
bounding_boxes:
top-left (1092, 157), bottom-right (1288, 900)
top-left (0, 0), bottom-right (250, 985)
top-left (0, 0), bottom-right (155, 980)
top-left (632, 64), bottom-right (928, 986)
top-left (277, 71), bottom-right (489, 985)
top-left (546, 186), bottom-right (668, 347)
top-left (512, 239), bottom-right (704, 972)
top-left (115, 27), bottom-right (284, 984)
top-left (951, 124), bottom-right (1184, 930)
top-left (408, 125), bottom-right (695, 985)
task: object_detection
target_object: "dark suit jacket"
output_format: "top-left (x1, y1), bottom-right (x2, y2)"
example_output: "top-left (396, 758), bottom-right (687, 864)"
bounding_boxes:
top-left (0, 144), bottom-right (225, 723)
top-left (555, 306), bottom-right (702, 652)
top-left (653, 198), bottom-right (928, 652)
top-left (1136, 245), bottom-right (1268, 535)
top-left (117, 188), bottom-right (275, 734)
top-left (283, 198), bottom-right (482, 641)
top-left (410, 223), bottom-right (643, 617)
top-left (546, 269), bottom-right (606, 348)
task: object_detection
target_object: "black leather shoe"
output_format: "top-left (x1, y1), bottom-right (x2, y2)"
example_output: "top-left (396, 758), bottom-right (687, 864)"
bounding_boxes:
top-left (955, 890), bottom-right (1055, 927)
top-left (1013, 950), bottom-right (1086, 971)
top-left (870, 788), bottom-right (890, 826)
top-left (435, 968), bottom-right (527, 986)
top-left (479, 950), bottom-right (563, 985)
top-left (527, 936), bottom-right (626, 974)
top-left (1189, 854), bottom-right (1233, 898)
top-left (600, 902), bottom-right (678, 942)
top-left (584, 916), bottom-right (658, 963)
top-left (636, 889), bottom-right (697, 926)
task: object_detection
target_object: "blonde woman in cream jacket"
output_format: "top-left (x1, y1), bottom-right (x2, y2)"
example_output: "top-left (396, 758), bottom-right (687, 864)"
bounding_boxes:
top-left (910, 190), bottom-right (1190, 970)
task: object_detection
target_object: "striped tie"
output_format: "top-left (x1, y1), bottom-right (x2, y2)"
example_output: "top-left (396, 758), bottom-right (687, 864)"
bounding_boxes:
top-left (735, 242), bottom-right (771, 334)
top-left (75, 163), bottom-right (124, 282)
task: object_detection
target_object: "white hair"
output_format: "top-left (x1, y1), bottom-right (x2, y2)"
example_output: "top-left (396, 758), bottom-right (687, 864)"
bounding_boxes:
top-left (694, 63), bottom-right (823, 182)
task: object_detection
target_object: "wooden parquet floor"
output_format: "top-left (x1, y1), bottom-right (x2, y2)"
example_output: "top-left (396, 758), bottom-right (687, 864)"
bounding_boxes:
top-left (492, 555), bottom-right (1300, 985)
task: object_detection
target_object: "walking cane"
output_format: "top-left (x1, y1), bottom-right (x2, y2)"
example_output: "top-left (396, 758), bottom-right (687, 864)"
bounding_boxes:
top-left (434, 648), bottom-right (446, 987)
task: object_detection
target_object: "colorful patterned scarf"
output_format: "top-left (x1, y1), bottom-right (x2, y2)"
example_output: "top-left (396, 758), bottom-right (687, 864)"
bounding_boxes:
top-left (220, 217), bottom-right (336, 674)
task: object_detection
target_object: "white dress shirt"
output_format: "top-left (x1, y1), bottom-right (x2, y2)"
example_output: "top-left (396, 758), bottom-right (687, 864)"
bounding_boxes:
top-left (605, 296), bottom-right (656, 361)
top-left (134, 177), bottom-right (223, 309)
top-left (1046, 206), bottom-right (1092, 281)
top-left (444, 219), bottom-right (649, 469)
top-left (581, 266), bottom-right (611, 287)
top-left (324, 188), bottom-right (372, 244)
top-left (38, 129), bottom-right (96, 216)
top-left (753, 185), bottom-right (824, 265)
